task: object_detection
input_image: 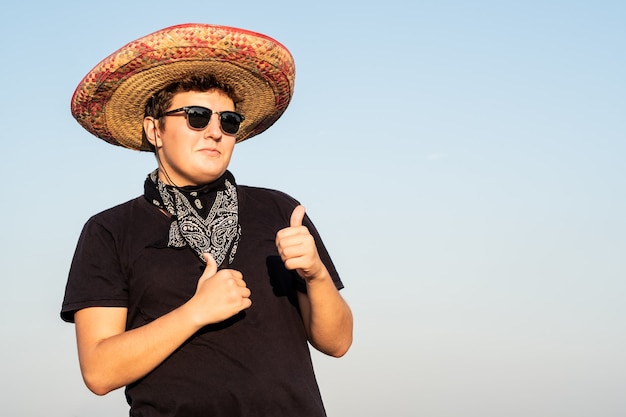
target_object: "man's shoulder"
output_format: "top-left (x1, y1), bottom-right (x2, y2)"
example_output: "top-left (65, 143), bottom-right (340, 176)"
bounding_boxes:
top-left (93, 196), bottom-right (146, 215)
top-left (86, 196), bottom-right (150, 228)
top-left (237, 185), bottom-right (299, 206)
top-left (236, 185), bottom-right (300, 223)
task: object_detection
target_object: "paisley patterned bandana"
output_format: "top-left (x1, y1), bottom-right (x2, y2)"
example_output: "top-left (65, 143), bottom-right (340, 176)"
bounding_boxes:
top-left (144, 169), bottom-right (241, 266)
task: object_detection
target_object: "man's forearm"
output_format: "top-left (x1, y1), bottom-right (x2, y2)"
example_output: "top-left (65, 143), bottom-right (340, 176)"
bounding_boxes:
top-left (298, 271), bottom-right (353, 357)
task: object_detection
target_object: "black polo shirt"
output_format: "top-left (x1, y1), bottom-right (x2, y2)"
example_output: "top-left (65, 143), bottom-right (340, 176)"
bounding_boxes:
top-left (61, 185), bottom-right (343, 417)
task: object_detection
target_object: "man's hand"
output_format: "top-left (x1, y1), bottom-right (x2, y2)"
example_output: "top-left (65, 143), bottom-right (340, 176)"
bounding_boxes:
top-left (275, 205), bottom-right (325, 281)
top-left (185, 254), bottom-right (252, 326)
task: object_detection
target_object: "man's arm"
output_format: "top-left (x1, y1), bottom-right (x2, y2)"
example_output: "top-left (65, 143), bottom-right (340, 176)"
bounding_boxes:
top-left (296, 274), bottom-right (353, 357)
top-left (74, 254), bottom-right (251, 395)
top-left (276, 205), bottom-right (353, 357)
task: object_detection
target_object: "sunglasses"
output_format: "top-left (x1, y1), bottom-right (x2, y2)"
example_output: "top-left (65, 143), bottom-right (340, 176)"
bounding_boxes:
top-left (161, 106), bottom-right (245, 135)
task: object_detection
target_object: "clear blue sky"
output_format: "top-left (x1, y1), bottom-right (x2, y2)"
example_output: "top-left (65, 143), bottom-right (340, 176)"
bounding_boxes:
top-left (1, 1), bottom-right (624, 416)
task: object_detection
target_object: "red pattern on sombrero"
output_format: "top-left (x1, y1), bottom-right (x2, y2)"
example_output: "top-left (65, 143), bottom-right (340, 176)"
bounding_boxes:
top-left (71, 23), bottom-right (295, 151)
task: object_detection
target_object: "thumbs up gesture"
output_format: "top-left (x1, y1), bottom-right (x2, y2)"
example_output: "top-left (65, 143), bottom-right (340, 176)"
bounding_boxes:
top-left (275, 205), bottom-right (324, 281)
top-left (185, 254), bottom-right (252, 326)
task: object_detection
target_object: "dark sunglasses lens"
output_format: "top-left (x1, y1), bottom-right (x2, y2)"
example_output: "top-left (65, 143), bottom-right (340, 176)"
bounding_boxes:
top-left (186, 107), bottom-right (211, 129)
top-left (220, 112), bottom-right (243, 134)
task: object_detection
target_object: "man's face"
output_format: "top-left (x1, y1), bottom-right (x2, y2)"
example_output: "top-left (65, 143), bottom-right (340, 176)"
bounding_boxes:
top-left (147, 90), bottom-right (237, 186)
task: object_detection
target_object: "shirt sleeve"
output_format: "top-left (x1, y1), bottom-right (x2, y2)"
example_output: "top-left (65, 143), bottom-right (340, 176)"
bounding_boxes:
top-left (301, 212), bottom-right (344, 292)
top-left (60, 216), bottom-right (129, 323)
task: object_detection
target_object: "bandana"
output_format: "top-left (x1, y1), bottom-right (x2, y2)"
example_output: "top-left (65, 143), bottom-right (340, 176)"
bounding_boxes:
top-left (144, 169), bottom-right (241, 266)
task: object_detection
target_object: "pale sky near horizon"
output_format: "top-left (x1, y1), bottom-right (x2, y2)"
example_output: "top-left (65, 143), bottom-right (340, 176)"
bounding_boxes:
top-left (1, 1), bottom-right (625, 416)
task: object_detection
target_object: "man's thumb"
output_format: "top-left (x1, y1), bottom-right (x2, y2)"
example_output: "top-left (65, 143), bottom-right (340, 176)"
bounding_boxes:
top-left (202, 253), bottom-right (218, 276)
top-left (290, 205), bottom-right (306, 228)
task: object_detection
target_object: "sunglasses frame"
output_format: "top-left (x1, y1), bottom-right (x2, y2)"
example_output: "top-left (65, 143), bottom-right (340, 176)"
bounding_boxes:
top-left (161, 106), bottom-right (245, 135)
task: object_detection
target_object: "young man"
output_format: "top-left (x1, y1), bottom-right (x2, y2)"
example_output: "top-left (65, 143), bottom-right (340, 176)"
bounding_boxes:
top-left (61, 24), bottom-right (352, 417)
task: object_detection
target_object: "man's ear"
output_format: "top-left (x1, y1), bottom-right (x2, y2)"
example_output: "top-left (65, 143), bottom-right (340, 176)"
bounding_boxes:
top-left (143, 118), bottom-right (161, 148)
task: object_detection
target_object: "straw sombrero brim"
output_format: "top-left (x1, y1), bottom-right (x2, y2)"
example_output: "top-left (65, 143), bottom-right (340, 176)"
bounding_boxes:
top-left (71, 23), bottom-right (296, 151)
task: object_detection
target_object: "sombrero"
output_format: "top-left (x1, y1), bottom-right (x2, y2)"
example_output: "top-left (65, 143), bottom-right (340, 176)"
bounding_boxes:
top-left (71, 23), bottom-right (296, 151)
